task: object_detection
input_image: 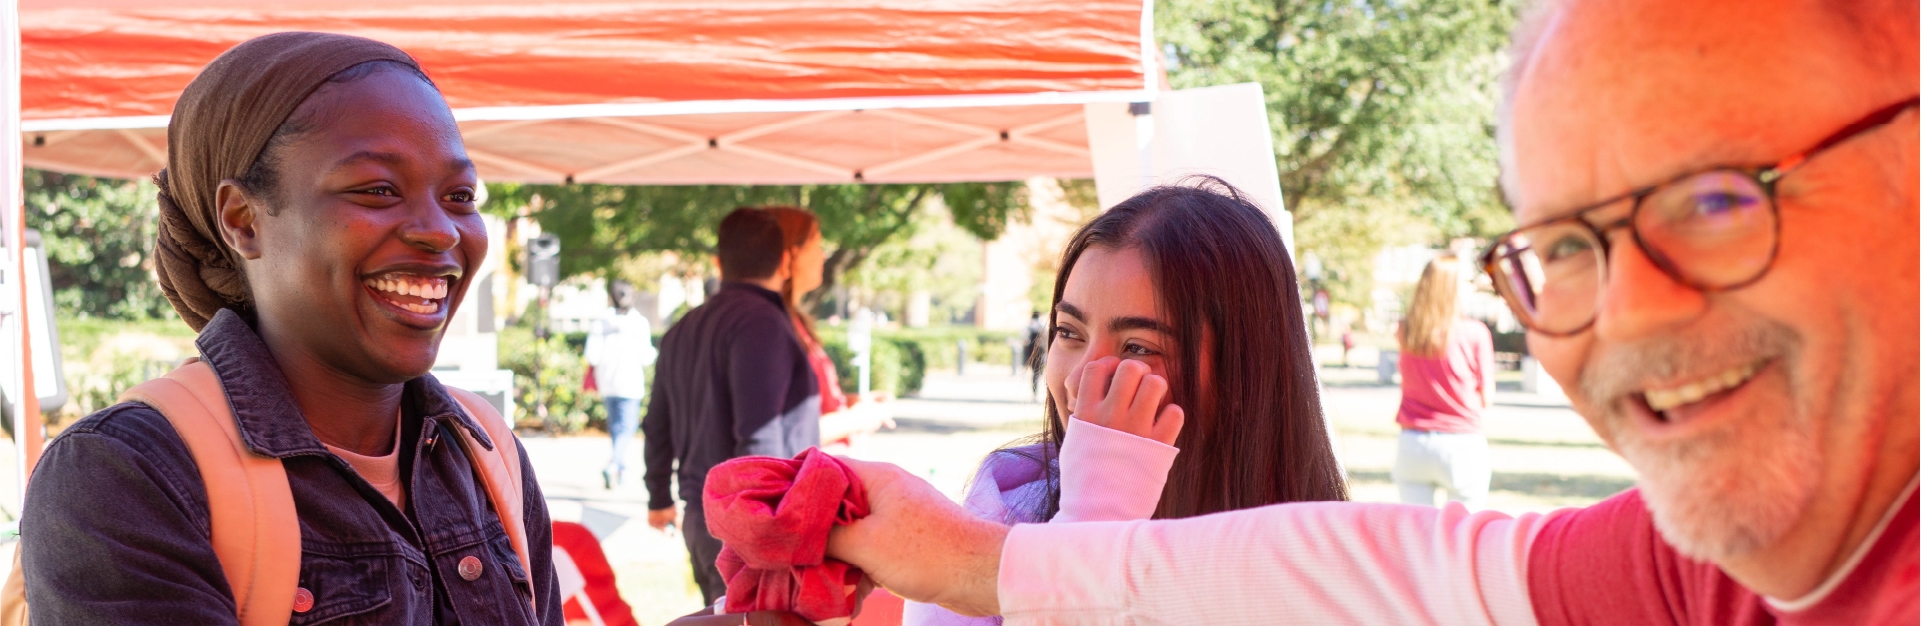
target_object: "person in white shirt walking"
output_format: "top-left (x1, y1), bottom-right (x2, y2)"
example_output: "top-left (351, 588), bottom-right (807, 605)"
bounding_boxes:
top-left (586, 280), bottom-right (658, 489)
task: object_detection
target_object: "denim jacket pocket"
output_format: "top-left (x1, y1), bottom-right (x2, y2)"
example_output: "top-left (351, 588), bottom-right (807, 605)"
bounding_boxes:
top-left (487, 533), bottom-right (533, 601)
top-left (288, 553), bottom-right (395, 625)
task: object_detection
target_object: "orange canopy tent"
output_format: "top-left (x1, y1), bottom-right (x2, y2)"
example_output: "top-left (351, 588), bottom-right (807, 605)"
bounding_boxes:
top-left (3, 0), bottom-right (1300, 492)
top-left (0, 0), bottom-right (1174, 501)
top-left (18, 0), bottom-right (1155, 185)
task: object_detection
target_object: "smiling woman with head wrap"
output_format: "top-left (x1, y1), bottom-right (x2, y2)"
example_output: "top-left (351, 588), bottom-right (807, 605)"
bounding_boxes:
top-left (20, 33), bottom-right (564, 625)
top-left (153, 32), bottom-right (418, 331)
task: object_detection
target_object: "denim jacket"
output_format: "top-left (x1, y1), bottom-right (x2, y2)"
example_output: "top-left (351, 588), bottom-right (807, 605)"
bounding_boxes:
top-left (20, 310), bottom-right (564, 625)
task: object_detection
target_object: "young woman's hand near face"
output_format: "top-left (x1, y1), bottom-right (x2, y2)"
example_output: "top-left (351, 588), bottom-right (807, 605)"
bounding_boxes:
top-left (1065, 356), bottom-right (1185, 446)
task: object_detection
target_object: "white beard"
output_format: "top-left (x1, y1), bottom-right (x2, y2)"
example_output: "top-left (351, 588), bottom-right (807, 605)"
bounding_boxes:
top-left (1579, 319), bottom-right (1816, 563)
top-left (1613, 402), bottom-right (1820, 562)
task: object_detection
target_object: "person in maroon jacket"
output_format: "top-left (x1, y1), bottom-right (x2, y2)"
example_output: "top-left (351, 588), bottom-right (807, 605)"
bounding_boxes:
top-left (813, 0), bottom-right (1921, 623)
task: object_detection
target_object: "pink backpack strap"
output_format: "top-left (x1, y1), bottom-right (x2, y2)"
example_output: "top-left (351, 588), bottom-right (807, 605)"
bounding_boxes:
top-left (121, 360), bottom-right (300, 626)
top-left (444, 386), bottom-right (537, 616)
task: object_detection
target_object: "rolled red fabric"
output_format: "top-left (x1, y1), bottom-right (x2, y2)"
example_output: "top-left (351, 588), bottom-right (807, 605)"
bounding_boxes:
top-left (703, 448), bottom-right (870, 624)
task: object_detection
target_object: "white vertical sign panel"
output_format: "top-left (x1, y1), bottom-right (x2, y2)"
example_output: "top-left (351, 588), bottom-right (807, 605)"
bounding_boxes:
top-left (1084, 83), bottom-right (1294, 254)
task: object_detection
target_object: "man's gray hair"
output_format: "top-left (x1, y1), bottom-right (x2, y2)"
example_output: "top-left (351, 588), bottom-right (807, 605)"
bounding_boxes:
top-left (1494, 0), bottom-right (1567, 209)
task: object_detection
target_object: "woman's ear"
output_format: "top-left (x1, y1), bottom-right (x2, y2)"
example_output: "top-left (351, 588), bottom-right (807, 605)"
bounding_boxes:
top-left (775, 248), bottom-right (795, 282)
top-left (215, 179), bottom-right (265, 260)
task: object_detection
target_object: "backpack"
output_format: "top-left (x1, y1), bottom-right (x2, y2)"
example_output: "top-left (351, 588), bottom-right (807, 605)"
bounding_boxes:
top-left (0, 360), bottom-right (535, 625)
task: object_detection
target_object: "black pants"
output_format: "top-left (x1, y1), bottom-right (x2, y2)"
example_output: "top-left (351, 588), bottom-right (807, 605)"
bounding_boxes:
top-left (681, 505), bottom-right (727, 604)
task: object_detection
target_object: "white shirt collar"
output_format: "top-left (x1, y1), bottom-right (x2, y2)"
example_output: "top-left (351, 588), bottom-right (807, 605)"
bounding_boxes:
top-left (1764, 472), bottom-right (1920, 611)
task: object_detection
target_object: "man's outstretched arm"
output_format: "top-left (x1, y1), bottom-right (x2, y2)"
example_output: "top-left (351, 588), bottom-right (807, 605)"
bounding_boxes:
top-left (827, 458), bottom-right (1562, 625)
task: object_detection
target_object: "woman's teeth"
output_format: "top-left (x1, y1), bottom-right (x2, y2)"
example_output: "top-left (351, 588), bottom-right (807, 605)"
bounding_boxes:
top-left (1643, 362), bottom-right (1761, 413)
top-left (363, 275), bottom-right (449, 314)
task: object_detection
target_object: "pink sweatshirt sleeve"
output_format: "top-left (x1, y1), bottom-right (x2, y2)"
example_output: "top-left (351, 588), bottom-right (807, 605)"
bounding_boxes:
top-left (1053, 418), bottom-right (1178, 523)
top-left (998, 501), bottom-right (1570, 625)
top-left (905, 420), bottom-right (1179, 625)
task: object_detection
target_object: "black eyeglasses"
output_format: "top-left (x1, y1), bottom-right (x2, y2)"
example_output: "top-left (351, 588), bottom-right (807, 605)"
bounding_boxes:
top-left (1481, 96), bottom-right (1919, 336)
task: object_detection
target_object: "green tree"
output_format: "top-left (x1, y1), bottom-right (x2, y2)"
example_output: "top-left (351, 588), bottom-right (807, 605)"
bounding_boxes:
top-left (24, 170), bottom-right (174, 320)
top-left (486, 182), bottom-right (1026, 311)
top-left (1159, 0), bottom-right (1517, 307)
top-left (839, 200), bottom-right (986, 325)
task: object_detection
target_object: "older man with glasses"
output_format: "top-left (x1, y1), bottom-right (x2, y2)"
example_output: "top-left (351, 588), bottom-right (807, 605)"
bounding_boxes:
top-left (804, 0), bottom-right (1919, 623)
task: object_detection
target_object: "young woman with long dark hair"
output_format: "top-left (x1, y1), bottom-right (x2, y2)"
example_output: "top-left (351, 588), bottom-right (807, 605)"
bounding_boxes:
top-left (904, 177), bottom-right (1346, 625)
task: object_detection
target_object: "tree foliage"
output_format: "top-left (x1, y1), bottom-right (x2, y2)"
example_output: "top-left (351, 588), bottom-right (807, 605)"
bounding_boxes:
top-left (1159, 0), bottom-right (1517, 306)
top-left (486, 182), bottom-right (1026, 310)
top-left (24, 170), bottom-right (174, 320)
top-left (839, 201), bottom-right (987, 325)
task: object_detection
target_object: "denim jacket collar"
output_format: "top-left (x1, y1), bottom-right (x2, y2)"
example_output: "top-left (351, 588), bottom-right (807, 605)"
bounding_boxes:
top-left (194, 308), bottom-right (497, 458)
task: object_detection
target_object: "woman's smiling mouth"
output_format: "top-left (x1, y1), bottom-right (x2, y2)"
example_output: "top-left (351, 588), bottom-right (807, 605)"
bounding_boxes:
top-left (362, 273), bottom-right (450, 314)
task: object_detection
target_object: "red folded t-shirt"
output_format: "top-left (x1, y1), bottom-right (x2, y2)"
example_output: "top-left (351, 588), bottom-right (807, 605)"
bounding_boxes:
top-left (703, 448), bottom-right (870, 624)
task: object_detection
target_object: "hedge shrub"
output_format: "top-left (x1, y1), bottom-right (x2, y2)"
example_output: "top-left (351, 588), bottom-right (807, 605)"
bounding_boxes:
top-left (811, 326), bottom-right (1016, 398)
top-left (506, 322), bottom-right (1012, 426)
top-left (817, 329), bottom-right (924, 397)
top-left (886, 327), bottom-right (1024, 370)
top-left (499, 326), bottom-right (605, 433)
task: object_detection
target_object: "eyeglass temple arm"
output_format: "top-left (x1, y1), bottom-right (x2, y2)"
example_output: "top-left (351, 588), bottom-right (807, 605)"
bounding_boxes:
top-left (1770, 96), bottom-right (1919, 176)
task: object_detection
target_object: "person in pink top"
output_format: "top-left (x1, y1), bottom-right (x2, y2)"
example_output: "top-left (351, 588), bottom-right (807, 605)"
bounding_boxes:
top-left (816, 0), bottom-right (1920, 623)
top-left (1394, 253), bottom-right (1497, 509)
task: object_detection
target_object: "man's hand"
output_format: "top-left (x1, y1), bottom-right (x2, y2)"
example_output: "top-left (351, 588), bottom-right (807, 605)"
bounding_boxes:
top-left (649, 506), bottom-right (678, 531)
top-left (1065, 356), bottom-right (1185, 446)
top-left (858, 394), bottom-right (899, 431)
top-left (819, 398), bottom-right (897, 443)
top-left (826, 458), bottom-right (1007, 617)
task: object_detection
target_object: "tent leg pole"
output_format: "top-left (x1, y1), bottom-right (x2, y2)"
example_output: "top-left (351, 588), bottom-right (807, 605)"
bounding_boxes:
top-left (2, 0), bottom-right (32, 512)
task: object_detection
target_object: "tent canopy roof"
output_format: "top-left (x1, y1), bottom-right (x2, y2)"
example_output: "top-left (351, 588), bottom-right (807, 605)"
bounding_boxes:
top-left (22, 0), bottom-right (1151, 184)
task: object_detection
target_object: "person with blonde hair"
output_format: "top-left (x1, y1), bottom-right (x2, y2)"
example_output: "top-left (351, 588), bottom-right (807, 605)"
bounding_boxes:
top-left (1393, 253), bottom-right (1496, 509)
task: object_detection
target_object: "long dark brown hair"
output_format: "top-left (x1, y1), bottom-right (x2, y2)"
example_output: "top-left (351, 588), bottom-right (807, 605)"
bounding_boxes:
top-left (1015, 176), bottom-right (1348, 521)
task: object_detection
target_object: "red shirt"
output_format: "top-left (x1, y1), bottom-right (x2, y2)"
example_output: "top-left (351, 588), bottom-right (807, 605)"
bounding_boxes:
top-left (794, 318), bottom-right (846, 416)
top-left (1396, 317), bottom-right (1495, 434)
top-left (1529, 485), bottom-right (1919, 625)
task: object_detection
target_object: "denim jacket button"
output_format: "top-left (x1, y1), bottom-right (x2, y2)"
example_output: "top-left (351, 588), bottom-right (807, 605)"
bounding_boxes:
top-left (457, 555), bottom-right (484, 581)
top-left (292, 587), bottom-right (315, 613)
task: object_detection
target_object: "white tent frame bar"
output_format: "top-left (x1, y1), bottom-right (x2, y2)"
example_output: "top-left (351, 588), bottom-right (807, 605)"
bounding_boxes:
top-left (863, 110), bottom-right (1085, 178)
top-left (22, 89), bottom-right (1158, 133)
top-left (2, 0), bottom-right (28, 513)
